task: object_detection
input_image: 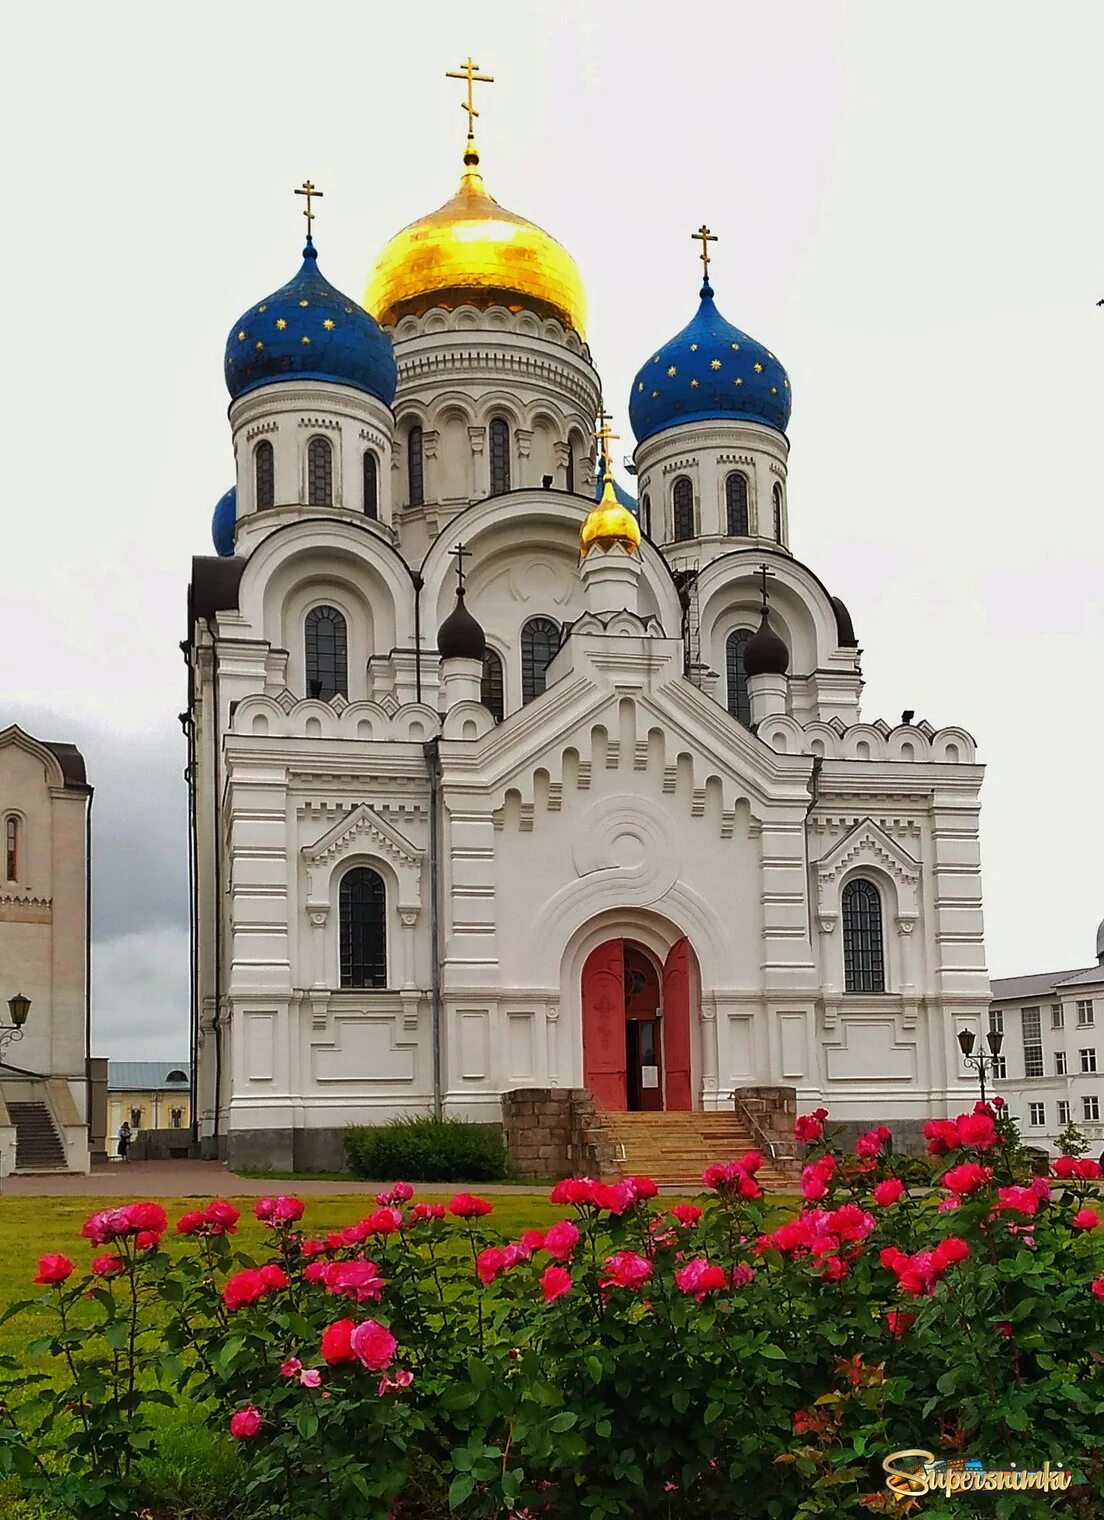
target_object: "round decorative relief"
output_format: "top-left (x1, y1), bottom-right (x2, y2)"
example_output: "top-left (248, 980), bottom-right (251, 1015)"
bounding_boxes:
top-left (571, 795), bottom-right (680, 901)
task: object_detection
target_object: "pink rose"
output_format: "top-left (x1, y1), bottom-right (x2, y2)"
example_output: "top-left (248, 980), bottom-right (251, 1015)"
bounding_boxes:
top-left (325, 1259), bottom-right (385, 1303)
top-left (34, 1254), bottom-right (74, 1285)
top-left (540, 1265), bottom-right (573, 1303)
top-left (674, 1258), bottom-right (729, 1301)
top-left (299, 1368), bottom-right (322, 1388)
top-left (125, 1202), bottom-right (168, 1234)
top-left (408, 1203), bottom-right (445, 1223)
top-left (942, 1162), bottom-right (992, 1196)
top-left (378, 1367), bottom-right (414, 1396)
top-left (91, 1254), bottom-right (126, 1278)
top-left (259, 1263), bottom-right (289, 1291)
top-left (350, 1318), bottom-right (398, 1372)
top-left (1072, 1208), bottom-right (1101, 1231)
top-left (135, 1230), bottom-right (161, 1252)
top-left (955, 1113), bottom-right (998, 1151)
top-left (873, 1179), bottom-right (905, 1207)
top-left (625, 1175), bottom-right (659, 1199)
top-left (449, 1193), bottom-right (493, 1219)
top-left (229, 1405), bottom-right (262, 1440)
top-left (600, 1251), bottom-right (653, 1291)
top-left (204, 1200), bottom-right (240, 1234)
top-left (366, 1207), bottom-right (403, 1235)
top-left (279, 1358), bottom-right (302, 1377)
top-left (932, 1236), bottom-right (970, 1268)
top-left (521, 1228), bottom-right (547, 1251)
top-left (544, 1220), bottom-right (580, 1262)
top-left (272, 1196), bottom-right (305, 1224)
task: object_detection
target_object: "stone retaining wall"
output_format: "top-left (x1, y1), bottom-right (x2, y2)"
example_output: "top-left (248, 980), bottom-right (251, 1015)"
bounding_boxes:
top-left (502, 1088), bottom-right (617, 1179)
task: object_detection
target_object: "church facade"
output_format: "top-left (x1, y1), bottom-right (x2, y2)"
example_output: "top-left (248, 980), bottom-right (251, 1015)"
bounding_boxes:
top-left (186, 81), bottom-right (990, 1167)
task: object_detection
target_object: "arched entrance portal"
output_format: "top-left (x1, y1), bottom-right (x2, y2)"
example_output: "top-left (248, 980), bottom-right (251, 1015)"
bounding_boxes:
top-left (581, 937), bottom-right (693, 1111)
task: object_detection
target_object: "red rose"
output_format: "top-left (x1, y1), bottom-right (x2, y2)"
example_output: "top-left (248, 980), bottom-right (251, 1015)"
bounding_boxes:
top-left (135, 1230), bottom-right (161, 1252)
top-left (625, 1175), bottom-right (659, 1199)
top-left (320, 1318), bottom-right (357, 1365)
top-left (955, 1113), bottom-right (998, 1151)
top-left (885, 1310), bottom-right (915, 1337)
top-left (258, 1263), bottom-right (289, 1291)
top-left (204, 1200), bottom-right (240, 1233)
top-left (229, 1405), bottom-right (262, 1440)
top-left (91, 1254), bottom-right (126, 1278)
top-left (932, 1236), bottom-right (970, 1269)
top-left (543, 1220), bottom-right (580, 1261)
top-left (941, 1162), bottom-right (992, 1196)
top-left (873, 1179), bottom-right (905, 1207)
top-left (449, 1193), bottom-right (493, 1219)
top-left (223, 1268), bottom-right (266, 1311)
top-left (366, 1207), bottom-right (403, 1235)
top-left (272, 1196), bottom-right (305, 1224)
top-left (175, 1211), bottom-right (206, 1236)
top-left (1091, 1279), bottom-right (1104, 1299)
top-left (670, 1203), bottom-right (702, 1227)
top-left (1072, 1208), bottom-right (1101, 1231)
top-left (600, 1251), bottom-right (653, 1291)
top-left (794, 1115), bottom-right (824, 1143)
top-left (125, 1202), bottom-right (168, 1234)
top-left (540, 1265), bottom-right (572, 1303)
top-left (34, 1253), bottom-right (74, 1285)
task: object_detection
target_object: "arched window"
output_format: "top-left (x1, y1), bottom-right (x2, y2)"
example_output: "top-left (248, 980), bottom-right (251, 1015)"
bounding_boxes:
top-left (726, 630), bottom-right (752, 727)
top-left (340, 867), bottom-right (387, 988)
top-left (842, 878), bottom-right (885, 993)
top-left (565, 447), bottom-right (575, 495)
top-left (304, 605), bottom-right (348, 700)
top-left (773, 482), bottom-right (784, 541)
top-left (362, 451), bottom-right (378, 519)
top-left (408, 426), bottom-right (424, 506)
top-left (641, 493), bottom-right (652, 538)
top-left (521, 617), bottom-right (560, 704)
top-left (481, 648), bottom-right (505, 721)
top-left (5, 816), bottom-right (19, 880)
top-left (672, 477), bottom-right (694, 541)
top-left (489, 417), bottom-right (511, 496)
top-left (254, 440), bottom-right (275, 509)
top-left (726, 472), bottom-right (749, 535)
top-left (307, 436), bottom-right (333, 506)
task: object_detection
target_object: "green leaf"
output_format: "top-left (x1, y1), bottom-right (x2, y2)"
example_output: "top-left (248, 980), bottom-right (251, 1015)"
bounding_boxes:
top-left (449, 1473), bottom-right (475, 1509)
top-left (705, 1401), bottom-right (723, 1425)
top-left (585, 1355), bottom-right (603, 1383)
top-left (760, 1343), bottom-right (786, 1360)
top-left (548, 1411), bottom-right (576, 1432)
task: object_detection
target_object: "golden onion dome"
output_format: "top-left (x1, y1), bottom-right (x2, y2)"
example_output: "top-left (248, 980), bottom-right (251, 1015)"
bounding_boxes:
top-left (580, 472), bottom-right (642, 558)
top-left (364, 143), bottom-right (587, 336)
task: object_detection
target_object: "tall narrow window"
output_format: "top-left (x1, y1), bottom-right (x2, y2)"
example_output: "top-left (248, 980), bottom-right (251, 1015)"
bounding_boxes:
top-left (842, 878), bottom-right (885, 993)
top-left (489, 417), bottom-right (511, 496)
top-left (725, 629), bottom-right (752, 727)
top-left (565, 447), bottom-right (575, 495)
top-left (641, 493), bottom-right (652, 537)
top-left (672, 477), bottom-right (694, 541)
top-left (726, 472), bottom-right (749, 535)
top-left (339, 867), bottom-right (387, 988)
top-left (407, 426), bottom-right (424, 506)
top-left (254, 440), bottom-right (275, 509)
top-left (521, 617), bottom-right (560, 704)
top-left (1022, 1007), bottom-right (1043, 1077)
top-left (481, 648), bottom-right (505, 721)
top-left (307, 436), bottom-right (333, 506)
top-left (304, 605), bottom-right (348, 700)
top-left (5, 816), bottom-right (18, 881)
top-left (362, 451), bottom-right (379, 519)
top-left (772, 482), bottom-right (784, 541)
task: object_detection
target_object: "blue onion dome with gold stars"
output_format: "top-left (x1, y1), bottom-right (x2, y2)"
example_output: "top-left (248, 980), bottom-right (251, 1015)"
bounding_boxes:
top-left (594, 455), bottom-right (639, 517)
top-left (212, 486), bottom-right (236, 557)
top-left (224, 237), bottom-right (397, 406)
top-left (629, 278), bottom-right (791, 444)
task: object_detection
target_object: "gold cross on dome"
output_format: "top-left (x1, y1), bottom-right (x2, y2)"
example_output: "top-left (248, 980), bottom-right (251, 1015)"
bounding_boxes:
top-left (446, 56), bottom-right (495, 138)
top-left (593, 414), bottom-right (619, 472)
top-left (692, 223), bottom-right (717, 278)
top-left (295, 180), bottom-right (323, 233)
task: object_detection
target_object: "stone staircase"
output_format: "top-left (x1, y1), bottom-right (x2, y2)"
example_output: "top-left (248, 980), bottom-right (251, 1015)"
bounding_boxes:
top-left (7, 1100), bottom-right (68, 1172)
top-left (594, 1110), bottom-right (796, 1191)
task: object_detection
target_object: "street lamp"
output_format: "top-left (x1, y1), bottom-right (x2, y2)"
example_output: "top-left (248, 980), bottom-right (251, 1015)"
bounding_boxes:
top-left (958, 1025), bottom-right (1004, 1105)
top-left (1, 994), bottom-right (30, 1062)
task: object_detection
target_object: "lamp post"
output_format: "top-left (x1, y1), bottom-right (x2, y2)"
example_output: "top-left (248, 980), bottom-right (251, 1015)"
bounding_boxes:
top-left (1, 993), bottom-right (30, 1062)
top-left (957, 1025), bottom-right (1004, 1106)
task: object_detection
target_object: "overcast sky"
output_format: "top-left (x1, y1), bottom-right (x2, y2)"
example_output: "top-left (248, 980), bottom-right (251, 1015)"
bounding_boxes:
top-left (1, 1), bottom-right (1100, 1059)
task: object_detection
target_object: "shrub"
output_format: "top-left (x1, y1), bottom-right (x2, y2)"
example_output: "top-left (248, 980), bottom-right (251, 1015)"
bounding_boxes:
top-left (5, 1105), bottom-right (1104, 1518)
top-left (343, 1115), bottom-right (507, 1183)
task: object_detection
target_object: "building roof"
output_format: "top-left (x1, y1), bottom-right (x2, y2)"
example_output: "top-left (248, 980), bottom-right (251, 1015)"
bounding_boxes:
top-left (990, 967), bottom-right (1097, 1002)
top-left (1055, 963), bottom-right (1104, 991)
top-left (108, 1061), bottom-right (191, 1091)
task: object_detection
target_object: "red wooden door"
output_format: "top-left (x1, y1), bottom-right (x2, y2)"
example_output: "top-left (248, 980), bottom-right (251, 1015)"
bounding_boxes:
top-left (662, 936), bottom-right (693, 1111)
top-left (624, 946), bottom-right (663, 1111)
top-left (582, 940), bottom-right (627, 1110)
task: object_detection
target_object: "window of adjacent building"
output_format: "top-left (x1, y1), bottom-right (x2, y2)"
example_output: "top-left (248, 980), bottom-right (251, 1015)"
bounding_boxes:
top-left (254, 439), bottom-right (275, 509)
top-left (772, 482), bottom-right (784, 540)
top-left (1021, 1007), bottom-right (1043, 1077)
top-left (1080, 1047), bottom-right (1097, 1074)
top-left (4, 816), bottom-right (18, 880)
top-left (1084, 1095), bottom-right (1100, 1122)
top-left (521, 617), bottom-right (560, 704)
top-left (339, 867), bottom-right (387, 989)
top-left (304, 605), bottom-right (348, 700)
top-left (407, 426), bottom-right (424, 506)
top-left (1077, 999), bottom-right (1095, 1027)
top-left (166, 1069), bottom-right (187, 1083)
top-left (672, 477), bottom-right (694, 541)
top-left (1052, 1002), bottom-right (1065, 1029)
top-left (171, 1107), bottom-right (183, 1129)
top-left (725, 629), bottom-right (752, 728)
top-left (481, 648), bottom-right (505, 722)
top-left (1058, 1100), bottom-right (1071, 1127)
top-left (990, 1054), bottom-right (1007, 1079)
top-left (842, 878), bottom-right (885, 994)
top-left (1055, 1050), bottom-right (1068, 1076)
top-left (130, 1107), bottom-right (142, 1128)
top-left (1028, 1102), bottom-right (1045, 1127)
top-left (725, 472), bottom-right (749, 535)
top-left (989, 1007), bottom-right (1004, 1036)
top-left (363, 451), bottom-right (379, 519)
top-left (489, 418), bottom-right (511, 497)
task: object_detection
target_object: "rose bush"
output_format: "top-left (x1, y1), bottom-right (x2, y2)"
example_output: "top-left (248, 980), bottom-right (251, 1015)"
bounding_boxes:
top-left (2, 1108), bottom-right (1103, 1518)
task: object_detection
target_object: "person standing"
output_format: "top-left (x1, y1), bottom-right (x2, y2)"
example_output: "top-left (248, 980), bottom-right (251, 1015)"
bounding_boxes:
top-left (117, 1121), bottom-right (132, 1163)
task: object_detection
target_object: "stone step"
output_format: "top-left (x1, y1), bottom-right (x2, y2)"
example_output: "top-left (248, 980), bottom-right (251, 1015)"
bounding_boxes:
top-left (7, 1101), bottom-right (68, 1171)
top-left (593, 1109), bottom-right (796, 1189)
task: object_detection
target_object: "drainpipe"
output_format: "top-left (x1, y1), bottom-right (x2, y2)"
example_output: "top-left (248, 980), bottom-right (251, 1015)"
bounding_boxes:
top-left (422, 736), bottom-right (444, 1118)
top-left (413, 572), bottom-right (424, 705)
top-left (179, 648), bottom-right (198, 1152)
top-left (83, 778), bottom-right (93, 1154)
top-left (803, 754), bottom-right (824, 940)
top-left (208, 623), bottom-right (224, 1150)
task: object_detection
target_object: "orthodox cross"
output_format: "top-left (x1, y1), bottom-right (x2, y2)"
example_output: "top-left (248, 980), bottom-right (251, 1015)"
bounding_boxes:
top-left (295, 179), bottom-right (323, 234)
top-left (692, 223), bottom-right (717, 279)
top-left (446, 57), bottom-right (495, 138)
top-left (450, 541), bottom-right (472, 591)
top-left (593, 415), bottom-right (619, 473)
top-left (756, 561), bottom-right (776, 613)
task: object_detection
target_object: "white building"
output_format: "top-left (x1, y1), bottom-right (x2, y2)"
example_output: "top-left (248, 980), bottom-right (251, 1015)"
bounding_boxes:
top-left (186, 93), bottom-right (991, 1169)
top-left (0, 724), bottom-right (96, 1173)
top-left (989, 920), bottom-right (1104, 1156)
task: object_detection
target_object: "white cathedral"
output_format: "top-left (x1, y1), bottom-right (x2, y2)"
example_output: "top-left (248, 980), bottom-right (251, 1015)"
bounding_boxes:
top-left (187, 74), bottom-right (990, 1168)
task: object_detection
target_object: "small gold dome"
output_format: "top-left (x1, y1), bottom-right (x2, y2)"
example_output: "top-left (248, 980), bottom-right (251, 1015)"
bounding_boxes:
top-left (364, 147), bottom-right (587, 336)
top-left (580, 474), bottom-right (642, 558)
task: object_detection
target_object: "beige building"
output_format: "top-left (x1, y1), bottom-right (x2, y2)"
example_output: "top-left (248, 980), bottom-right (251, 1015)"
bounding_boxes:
top-left (0, 724), bottom-right (98, 1173)
top-left (108, 1062), bottom-right (191, 1142)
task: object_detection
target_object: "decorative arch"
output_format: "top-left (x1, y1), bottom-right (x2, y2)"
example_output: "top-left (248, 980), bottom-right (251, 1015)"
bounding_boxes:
top-left (580, 934), bottom-right (695, 1111)
top-left (304, 605), bottom-right (348, 700)
top-left (338, 865), bottom-right (388, 989)
top-left (841, 877), bottom-right (884, 993)
top-left (814, 818), bottom-right (919, 942)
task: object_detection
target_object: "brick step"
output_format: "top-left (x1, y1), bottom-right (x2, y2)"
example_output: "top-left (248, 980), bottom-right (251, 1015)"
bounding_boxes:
top-left (594, 1110), bottom-right (796, 1190)
top-left (7, 1101), bottom-right (68, 1171)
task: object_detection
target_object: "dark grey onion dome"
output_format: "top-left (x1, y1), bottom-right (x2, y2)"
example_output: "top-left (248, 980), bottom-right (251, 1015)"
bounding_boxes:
top-left (743, 609), bottom-right (790, 677)
top-left (437, 587), bottom-right (486, 661)
top-left (831, 595), bottom-right (858, 648)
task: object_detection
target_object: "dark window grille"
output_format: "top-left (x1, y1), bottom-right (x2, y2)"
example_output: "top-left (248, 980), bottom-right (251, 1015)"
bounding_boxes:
top-left (340, 867), bottom-right (387, 988)
top-left (842, 878), bottom-right (885, 992)
top-left (5, 816), bottom-right (18, 880)
top-left (641, 493), bottom-right (651, 537)
top-left (773, 482), bottom-right (784, 541)
top-left (565, 447), bottom-right (575, 494)
top-left (363, 451), bottom-right (378, 519)
top-left (481, 648), bottom-right (505, 721)
top-left (726, 472), bottom-right (749, 535)
top-left (307, 436), bottom-right (333, 506)
top-left (408, 427), bottom-right (424, 506)
top-left (171, 1107), bottom-right (183, 1128)
top-left (725, 629), bottom-right (752, 727)
top-left (305, 605), bottom-right (348, 700)
top-left (673, 477), bottom-right (694, 540)
top-left (255, 440), bottom-right (275, 509)
top-left (521, 617), bottom-right (560, 703)
top-left (489, 417), bottom-right (511, 496)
